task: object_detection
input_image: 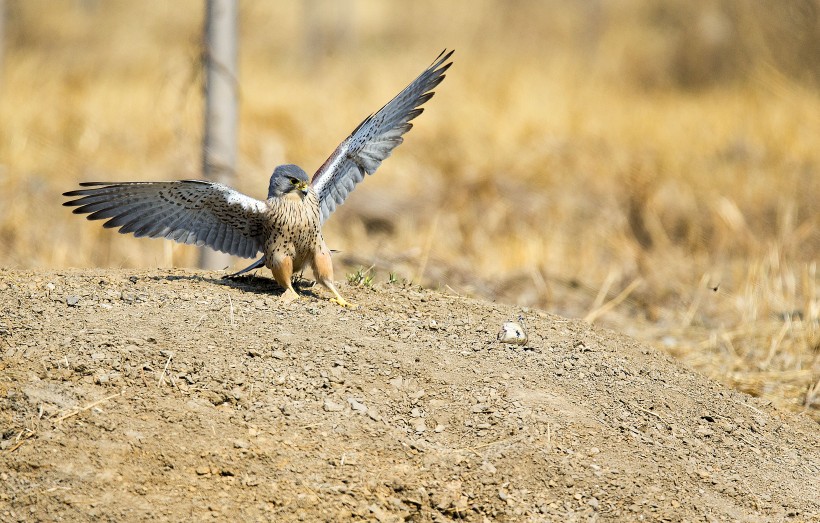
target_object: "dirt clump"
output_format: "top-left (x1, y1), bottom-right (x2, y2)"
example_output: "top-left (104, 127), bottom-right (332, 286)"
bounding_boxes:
top-left (1, 269), bottom-right (818, 522)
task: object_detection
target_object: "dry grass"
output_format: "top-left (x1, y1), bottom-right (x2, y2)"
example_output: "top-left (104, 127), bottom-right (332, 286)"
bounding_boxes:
top-left (1, 0), bottom-right (818, 419)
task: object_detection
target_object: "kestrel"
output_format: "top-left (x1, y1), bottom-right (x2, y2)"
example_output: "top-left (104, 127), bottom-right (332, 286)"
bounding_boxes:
top-left (64, 50), bottom-right (453, 307)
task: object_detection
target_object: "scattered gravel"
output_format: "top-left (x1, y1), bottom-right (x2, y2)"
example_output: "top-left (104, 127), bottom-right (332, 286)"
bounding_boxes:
top-left (0, 268), bottom-right (818, 522)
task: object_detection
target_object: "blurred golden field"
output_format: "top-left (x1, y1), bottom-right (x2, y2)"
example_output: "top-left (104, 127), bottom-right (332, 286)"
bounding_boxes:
top-left (1, 1), bottom-right (818, 419)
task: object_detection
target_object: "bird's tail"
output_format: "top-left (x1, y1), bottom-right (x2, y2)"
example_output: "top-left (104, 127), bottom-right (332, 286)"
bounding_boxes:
top-left (223, 256), bottom-right (266, 279)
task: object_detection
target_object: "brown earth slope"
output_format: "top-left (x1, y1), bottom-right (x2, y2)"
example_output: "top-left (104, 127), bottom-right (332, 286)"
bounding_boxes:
top-left (1, 269), bottom-right (818, 522)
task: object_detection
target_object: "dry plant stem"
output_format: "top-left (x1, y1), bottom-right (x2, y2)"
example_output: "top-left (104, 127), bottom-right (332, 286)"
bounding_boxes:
top-left (54, 392), bottom-right (123, 423)
top-left (589, 268), bottom-right (619, 314)
top-left (157, 355), bottom-right (173, 387)
top-left (414, 211), bottom-right (440, 284)
top-left (4, 429), bottom-right (36, 454)
top-left (682, 273), bottom-right (711, 328)
top-left (194, 314), bottom-right (208, 330)
top-left (721, 332), bottom-right (740, 360)
top-left (762, 320), bottom-right (791, 370)
top-left (804, 379), bottom-right (820, 409)
top-left (529, 266), bottom-right (550, 302)
top-left (584, 278), bottom-right (643, 324)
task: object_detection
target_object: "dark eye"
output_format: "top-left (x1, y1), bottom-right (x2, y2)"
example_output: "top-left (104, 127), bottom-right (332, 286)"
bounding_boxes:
top-left (289, 178), bottom-right (298, 185)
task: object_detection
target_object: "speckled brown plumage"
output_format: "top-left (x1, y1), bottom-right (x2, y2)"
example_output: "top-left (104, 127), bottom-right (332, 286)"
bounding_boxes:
top-left (264, 188), bottom-right (321, 269)
top-left (260, 183), bottom-right (344, 305)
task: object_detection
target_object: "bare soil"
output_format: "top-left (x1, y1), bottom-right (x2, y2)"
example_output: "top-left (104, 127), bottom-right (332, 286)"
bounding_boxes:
top-left (1, 269), bottom-right (818, 522)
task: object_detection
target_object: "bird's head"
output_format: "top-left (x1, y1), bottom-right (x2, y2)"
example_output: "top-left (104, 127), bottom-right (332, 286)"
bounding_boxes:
top-left (268, 164), bottom-right (310, 199)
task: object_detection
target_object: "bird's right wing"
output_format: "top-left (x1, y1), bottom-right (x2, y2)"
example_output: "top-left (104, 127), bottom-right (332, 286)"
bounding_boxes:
top-left (311, 49), bottom-right (453, 223)
top-left (64, 180), bottom-right (269, 259)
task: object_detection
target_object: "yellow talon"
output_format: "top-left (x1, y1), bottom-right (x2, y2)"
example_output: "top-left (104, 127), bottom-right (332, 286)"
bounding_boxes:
top-left (330, 297), bottom-right (357, 309)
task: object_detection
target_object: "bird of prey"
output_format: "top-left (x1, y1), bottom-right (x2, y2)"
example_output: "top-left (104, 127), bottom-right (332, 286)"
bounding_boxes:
top-left (64, 50), bottom-right (453, 307)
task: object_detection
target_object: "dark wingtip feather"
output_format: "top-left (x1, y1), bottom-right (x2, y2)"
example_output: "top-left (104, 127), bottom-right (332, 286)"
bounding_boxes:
top-left (433, 49), bottom-right (455, 66)
top-left (404, 108), bottom-right (424, 123)
top-left (64, 182), bottom-right (117, 198)
top-left (63, 189), bottom-right (90, 198)
top-left (78, 182), bottom-right (116, 187)
top-left (416, 92), bottom-right (435, 106)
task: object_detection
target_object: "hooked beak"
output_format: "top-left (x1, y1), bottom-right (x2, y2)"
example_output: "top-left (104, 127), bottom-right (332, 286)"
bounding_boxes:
top-left (296, 181), bottom-right (309, 194)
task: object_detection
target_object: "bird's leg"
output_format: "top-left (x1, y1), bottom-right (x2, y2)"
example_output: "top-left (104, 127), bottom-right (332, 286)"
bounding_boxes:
top-left (312, 240), bottom-right (357, 308)
top-left (268, 254), bottom-right (300, 303)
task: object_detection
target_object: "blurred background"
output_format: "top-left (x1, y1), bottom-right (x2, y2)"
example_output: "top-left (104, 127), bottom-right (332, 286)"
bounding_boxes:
top-left (0, 0), bottom-right (818, 419)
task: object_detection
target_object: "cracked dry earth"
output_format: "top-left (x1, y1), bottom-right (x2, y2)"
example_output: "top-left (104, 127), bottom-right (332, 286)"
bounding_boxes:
top-left (0, 269), bottom-right (818, 522)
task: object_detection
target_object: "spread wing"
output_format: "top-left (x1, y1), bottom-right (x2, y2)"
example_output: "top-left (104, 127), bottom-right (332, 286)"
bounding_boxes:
top-left (223, 50), bottom-right (454, 279)
top-left (63, 181), bottom-right (269, 259)
top-left (311, 49), bottom-right (453, 223)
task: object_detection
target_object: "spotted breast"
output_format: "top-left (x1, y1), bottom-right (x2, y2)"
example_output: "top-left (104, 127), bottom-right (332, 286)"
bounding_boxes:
top-left (263, 188), bottom-right (322, 272)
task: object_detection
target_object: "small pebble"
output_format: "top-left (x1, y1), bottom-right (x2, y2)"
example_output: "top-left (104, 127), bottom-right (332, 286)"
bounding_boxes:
top-left (348, 398), bottom-right (368, 414)
top-left (323, 399), bottom-right (344, 412)
top-left (497, 321), bottom-right (527, 345)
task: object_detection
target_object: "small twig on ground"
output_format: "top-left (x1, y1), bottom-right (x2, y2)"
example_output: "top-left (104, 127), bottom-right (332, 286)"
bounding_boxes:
top-left (444, 285), bottom-right (461, 296)
top-left (193, 314), bottom-right (207, 330)
top-left (158, 354), bottom-right (173, 387)
top-left (3, 429), bottom-right (36, 453)
top-left (54, 392), bottom-right (122, 423)
top-left (635, 404), bottom-right (663, 420)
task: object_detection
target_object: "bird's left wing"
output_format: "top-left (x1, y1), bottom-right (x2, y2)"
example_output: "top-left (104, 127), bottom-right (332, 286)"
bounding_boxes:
top-left (64, 181), bottom-right (269, 259)
top-left (311, 49), bottom-right (453, 223)
top-left (224, 50), bottom-right (454, 279)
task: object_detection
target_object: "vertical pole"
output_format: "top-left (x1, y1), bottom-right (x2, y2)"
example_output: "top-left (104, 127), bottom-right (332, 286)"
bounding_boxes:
top-left (199, 0), bottom-right (238, 270)
top-left (0, 0), bottom-right (5, 85)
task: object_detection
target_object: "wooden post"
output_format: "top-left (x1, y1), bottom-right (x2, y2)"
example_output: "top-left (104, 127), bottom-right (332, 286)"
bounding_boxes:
top-left (0, 0), bottom-right (5, 83)
top-left (199, 0), bottom-right (238, 270)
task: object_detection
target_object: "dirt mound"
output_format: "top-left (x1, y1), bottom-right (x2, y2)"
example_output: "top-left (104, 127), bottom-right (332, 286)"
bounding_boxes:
top-left (1, 269), bottom-right (818, 522)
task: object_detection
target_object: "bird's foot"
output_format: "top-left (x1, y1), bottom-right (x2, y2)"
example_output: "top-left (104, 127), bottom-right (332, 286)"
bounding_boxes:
top-left (330, 296), bottom-right (358, 309)
top-left (278, 288), bottom-right (300, 304)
